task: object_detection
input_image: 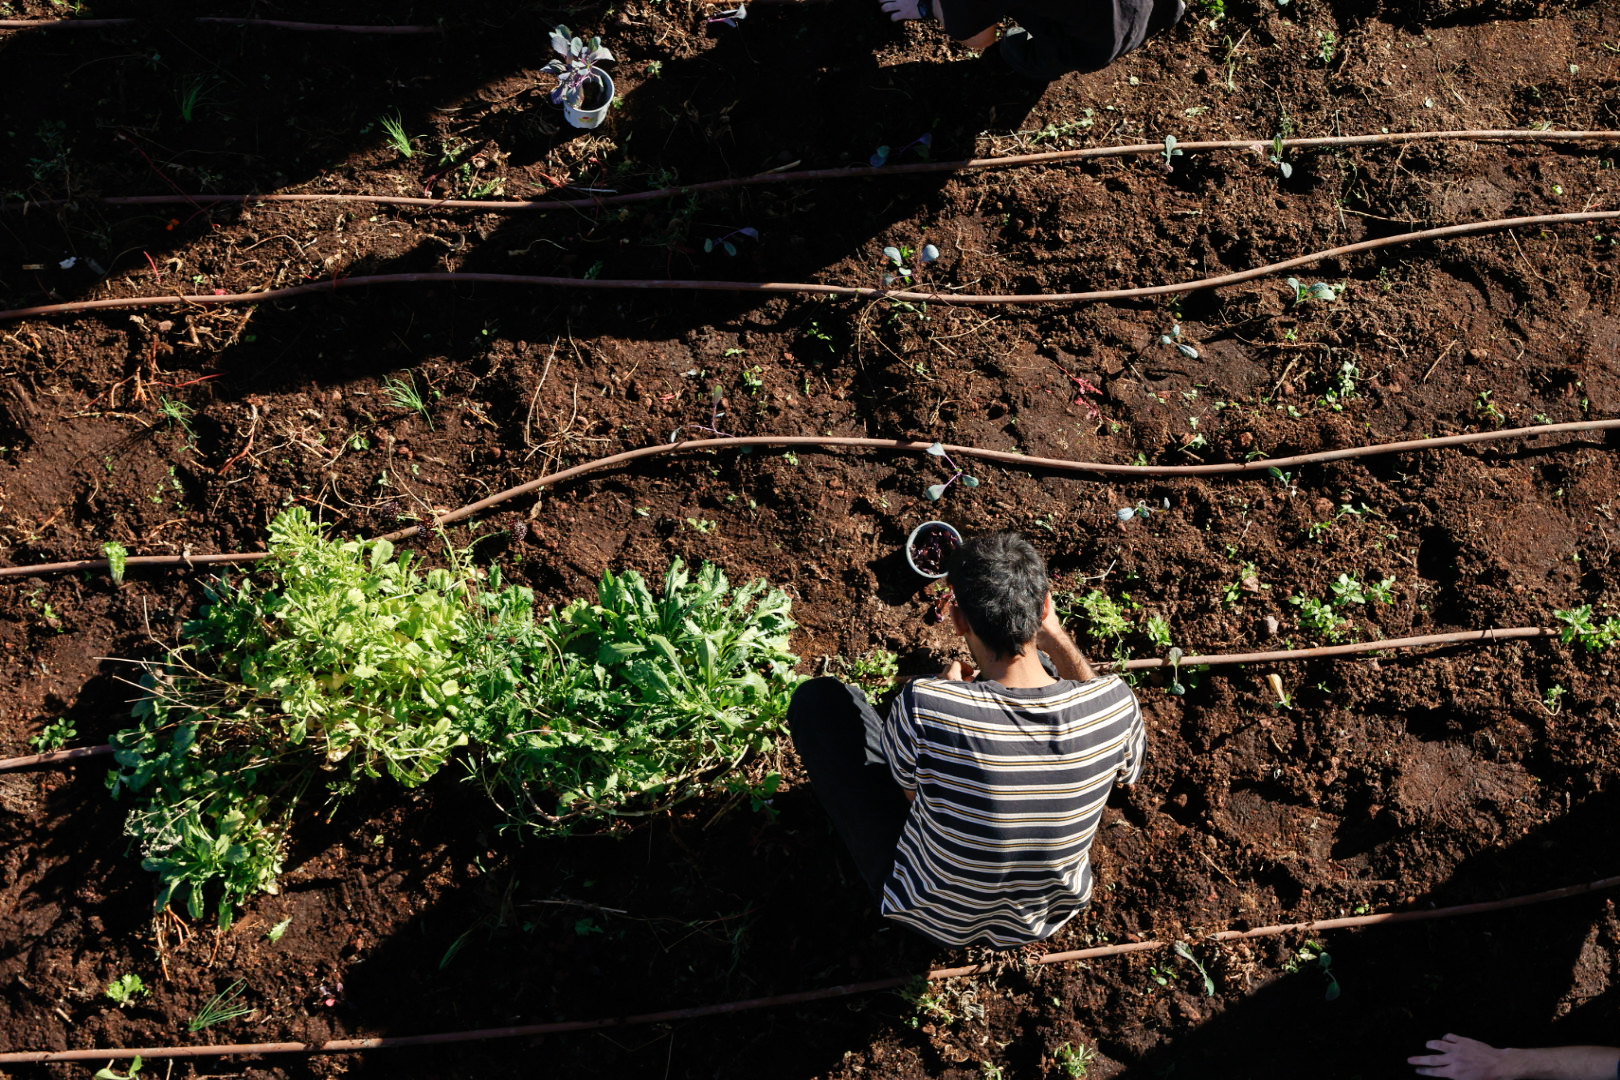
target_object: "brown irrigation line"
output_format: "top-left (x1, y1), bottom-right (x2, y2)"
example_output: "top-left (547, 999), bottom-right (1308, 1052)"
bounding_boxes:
top-left (4, 210), bottom-right (1618, 323)
top-left (6, 130), bottom-right (1620, 215)
top-left (0, 625), bottom-right (1568, 772)
top-left (0, 17), bottom-right (442, 32)
top-left (0, 417), bottom-right (1615, 582)
top-left (4, 872), bottom-right (1616, 1065)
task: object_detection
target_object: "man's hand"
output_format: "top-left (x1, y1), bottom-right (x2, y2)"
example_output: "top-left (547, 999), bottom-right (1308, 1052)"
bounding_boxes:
top-left (1409, 1035), bottom-right (1510, 1080)
top-left (1037, 600), bottom-right (1096, 682)
top-left (1409, 1034), bottom-right (1620, 1080)
top-left (958, 24), bottom-right (998, 48)
top-left (940, 659), bottom-right (976, 682)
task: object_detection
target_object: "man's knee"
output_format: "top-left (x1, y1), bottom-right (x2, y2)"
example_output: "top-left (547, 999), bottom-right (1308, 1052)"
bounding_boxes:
top-left (788, 676), bottom-right (860, 734)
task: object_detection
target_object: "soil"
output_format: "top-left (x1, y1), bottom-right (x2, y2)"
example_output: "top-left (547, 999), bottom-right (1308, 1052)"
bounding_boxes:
top-left (4, 0), bottom-right (1620, 1077)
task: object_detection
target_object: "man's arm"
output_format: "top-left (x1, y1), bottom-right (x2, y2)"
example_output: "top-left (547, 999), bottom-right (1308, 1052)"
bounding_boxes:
top-left (1037, 601), bottom-right (1096, 682)
top-left (1409, 1034), bottom-right (1620, 1080)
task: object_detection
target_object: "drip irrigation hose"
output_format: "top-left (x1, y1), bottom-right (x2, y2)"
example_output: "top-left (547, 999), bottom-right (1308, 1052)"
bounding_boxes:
top-left (3, 872), bottom-right (1615, 1065)
top-left (0, 625), bottom-right (1570, 772)
top-left (4, 210), bottom-right (1616, 323)
top-left (4, 130), bottom-right (1619, 215)
top-left (0, 17), bottom-right (442, 32)
top-left (0, 417), bottom-right (1615, 580)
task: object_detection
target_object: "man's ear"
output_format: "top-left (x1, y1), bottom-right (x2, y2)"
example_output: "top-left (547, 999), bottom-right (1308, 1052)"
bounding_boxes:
top-left (948, 595), bottom-right (971, 637)
top-left (1042, 592), bottom-right (1053, 621)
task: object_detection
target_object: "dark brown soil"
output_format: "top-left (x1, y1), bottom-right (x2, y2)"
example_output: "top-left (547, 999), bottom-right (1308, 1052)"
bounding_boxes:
top-left (4, 0), bottom-right (1620, 1077)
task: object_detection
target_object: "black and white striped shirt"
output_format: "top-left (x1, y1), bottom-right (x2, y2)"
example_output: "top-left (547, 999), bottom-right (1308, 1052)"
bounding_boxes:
top-left (879, 674), bottom-right (1144, 947)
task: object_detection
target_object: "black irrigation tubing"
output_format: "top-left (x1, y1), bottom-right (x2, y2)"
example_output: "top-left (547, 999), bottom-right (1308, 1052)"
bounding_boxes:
top-left (5, 210), bottom-right (1618, 322)
top-left (5, 130), bottom-right (1620, 216)
top-left (0, 17), bottom-right (442, 32)
top-left (0, 625), bottom-right (1568, 773)
top-left (5, 872), bottom-right (1616, 1065)
top-left (0, 417), bottom-right (1615, 582)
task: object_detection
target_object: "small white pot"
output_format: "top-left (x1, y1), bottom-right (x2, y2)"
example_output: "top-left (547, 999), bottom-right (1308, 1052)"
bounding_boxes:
top-left (564, 72), bottom-right (616, 129)
top-left (906, 520), bottom-right (962, 579)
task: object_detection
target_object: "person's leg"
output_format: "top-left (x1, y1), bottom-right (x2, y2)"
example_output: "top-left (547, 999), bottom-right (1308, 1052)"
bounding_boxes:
top-left (788, 677), bottom-right (912, 899)
top-left (999, 0), bottom-right (1186, 81)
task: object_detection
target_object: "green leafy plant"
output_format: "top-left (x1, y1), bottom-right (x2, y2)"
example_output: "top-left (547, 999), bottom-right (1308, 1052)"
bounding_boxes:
top-left (1285, 277), bottom-right (1343, 305)
top-left (266, 917), bottom-right (292, 943)
top-left (1288, 941), bottom-right (1341, 1000)
top-left (468, 558), bottom-right (801, 833)
top-left (157, 396), bottom-right (196, 445)
top-left (1056, 1042), bottom-right (1096, 1078)
top-left (105, 973), bottom-right (147, 1006)
top-left (1555, 605), bottom-right (1620, 651)
top-left (108, 511), bottom-right (802, 924)
top-left (1269, 135), bottom-right (1292, 178)
top-left (1070, 590), bottom-right (1131, 640)
top-left (1173, 941), bottom-right (1217, 996)
top-left (381, 371), bottom-right (433, 429)
top-left (378, 111), bottom-right (415, 158)
top-left (94, 1057), bottom-right (142, 1080)
top-left (1144, 616), bottom-right (1173, 649)
top-left (1290, 596), bottom-right (1347, 642)
top-left (1161, 134), bottom-right (1184, 173)
top-left (845, 648), bottom-right (899, 702)
top-left (189, 979), bottom-right (253, 1031)
top-left (28, 717), bottom-right (77, 753)
top-left (103, 541), bottom-right (129, 585)
top-left (174, 75), bottom-right (219, 123)
top-left (1542, 684), bottom-right (1566, 714)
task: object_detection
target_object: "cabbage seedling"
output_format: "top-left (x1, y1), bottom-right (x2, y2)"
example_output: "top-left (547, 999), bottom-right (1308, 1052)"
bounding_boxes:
top-left (542, 25), bottom-right (614, 111)
top-left (704, 227), bottom-right (758, 256)
top-left (1269, 135), bottom-right (1292, 178)
top-left (1160, 322), bottom-right (1200, 360)
top-left (1160, 134), bottom-right (1184, 173)
top-left (870, 133), bottom-right (932, 168)
top-left (923, 441), bottom-right (980, 501)
top-left (707, 2), bottom-right (748, 25)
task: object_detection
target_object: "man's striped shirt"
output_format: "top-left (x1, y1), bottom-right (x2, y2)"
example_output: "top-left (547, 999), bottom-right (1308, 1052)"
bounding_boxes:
top-left (879, 673), bottom-right (1144, 947)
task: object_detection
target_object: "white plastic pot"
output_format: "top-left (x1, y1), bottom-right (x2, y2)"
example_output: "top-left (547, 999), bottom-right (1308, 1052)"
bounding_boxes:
top-left (905, 520), bottom-right (962, 579)
top-left (564, 72), bottom-right (616, 129)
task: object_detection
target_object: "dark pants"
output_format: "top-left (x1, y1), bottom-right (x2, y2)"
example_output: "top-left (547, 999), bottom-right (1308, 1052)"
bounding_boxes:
top-left (787, 677), bottom-right (911, 900)
top-left (950, 0), bottom-right (1186, 82)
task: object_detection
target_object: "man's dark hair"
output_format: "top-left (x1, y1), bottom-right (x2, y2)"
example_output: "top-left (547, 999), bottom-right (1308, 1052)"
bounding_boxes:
top-left (946, 532), bottom-right (1048, 658)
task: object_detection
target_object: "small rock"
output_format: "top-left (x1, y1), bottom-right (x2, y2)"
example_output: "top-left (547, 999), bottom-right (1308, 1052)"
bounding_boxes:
top-left (1264, 615), bottom-right (1281, 636)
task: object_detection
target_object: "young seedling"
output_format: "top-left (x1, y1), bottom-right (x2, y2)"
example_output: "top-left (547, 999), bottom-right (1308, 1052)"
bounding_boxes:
top-left (1285, 277), bottom-right (1344, 305)
top-left (1160, 134), bottom-right (1184, 173)
top-left (703, 227), bottom-right (758, 256)
top-left (105, 973), bottom-right (147, 1006)
top-left (94, 1058), bottom-right (143, 1080)
top-left (378, 111), bottom-right (415, 158)
top-left (1542, 684), bottom-right (1566, 715)
top-left (266, 917), bottom-right (293, 943)
top-left (541, 25), bottom-right (614, 111)
top-left (1289, 941), bottom-right (1341, 1000)
top-left (923, 441), bottom-right (980, 501)
top-left (706, 2), bottom-right (748, 25)
top-left (175, 75), bottom-right (219, 123)
top-left (1159, 322), bottom-right (1200, 360)
top-left (870, 133), bottom-right (932, 168)
top-left (103, 541), bottom-right (128, 585)
top-left (1173, 941), bottom-right (1217, 996)
top-left (1055, 1043), bottom-right (1096, 1078)
top-left (1145, 616), bottom-right (1172, 649)
top-left (672, 385), bottom-right (734, 440)
top-left (189, 979), bottom-right (253, 1031)
top-left (381, 371), bottom-right (434, 430)
top-left (1116, 498), bottom-right (1170, 523)
top-left (28, 717), bottom-right (77, 753)
top-left (1265, 672), bottom-right (1293, 708)
top-left (1269, 135), bottom-right (1292, 178)
top-left (1555, 605), bottom-right (1620, 651)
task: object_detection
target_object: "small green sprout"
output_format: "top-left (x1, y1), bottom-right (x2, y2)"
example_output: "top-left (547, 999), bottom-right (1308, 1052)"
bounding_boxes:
top-left (381, 371), bottom-right (433, 429)
top-left (94, 1057), bottom-right (143, 1080)
top-left (28, 717), bottom-right (77, 753)
top-left (1555, 605), bottom-right (1620, 651)
top-left (1269, 135), bottom-right (1292, 178)
top-left (105, 973), bottom-right (147, 1006)
top-left (924, 442), bottom-right (980, 501)
top-left (1173, 941), bottom-right (1217, 996)
top-left (1056, 1042), bottom-right (1096, 1078)
top-left (189, 979), bottom-right (253, 1032)
top-left (379, 111), bottom-right (415, 158)
top-left (1161, 134), bottom-right (1184, 173)
top-left (103, 541), bottom-right (129, 585)
top-left (266, 917), bottom-right (292, 943)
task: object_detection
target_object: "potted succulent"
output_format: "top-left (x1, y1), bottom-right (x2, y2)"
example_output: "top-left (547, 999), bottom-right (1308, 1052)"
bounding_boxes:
top-left (542, 25), bottom-right (616, 129)
top-left (906, 521), bottom-right (962, 579)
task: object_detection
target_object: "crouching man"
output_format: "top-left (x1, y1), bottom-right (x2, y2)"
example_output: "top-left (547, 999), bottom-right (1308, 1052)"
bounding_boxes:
top-left (789, 532), bottom-right (1144, 948)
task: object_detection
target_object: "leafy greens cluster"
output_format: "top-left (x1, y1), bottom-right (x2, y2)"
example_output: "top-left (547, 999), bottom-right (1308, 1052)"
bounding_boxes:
top-left (109, 509), bottom-right (800, 926)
